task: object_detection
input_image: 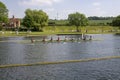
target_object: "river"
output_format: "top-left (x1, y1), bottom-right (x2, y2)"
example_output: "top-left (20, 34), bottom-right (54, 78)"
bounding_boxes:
top-left (0, 34), bottom-right (120, 80)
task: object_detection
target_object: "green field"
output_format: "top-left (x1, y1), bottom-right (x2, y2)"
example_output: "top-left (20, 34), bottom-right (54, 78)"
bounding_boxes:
top-left (49, 19), bottom-right (113, 26)
top-left (0, 26), bottom-right (119, 37)
top-left (43, 26), bottom-right (118, 33)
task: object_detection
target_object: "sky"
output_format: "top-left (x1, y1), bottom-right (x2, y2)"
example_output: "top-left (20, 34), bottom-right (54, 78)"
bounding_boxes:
top-left (1, 0), bottom-right (120, 19)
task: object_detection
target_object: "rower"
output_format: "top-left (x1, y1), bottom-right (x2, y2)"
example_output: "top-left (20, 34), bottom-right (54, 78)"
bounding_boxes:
top-left (57, 36), bottom-right (60, 42)
top-left (89, 36), bottom-right (92, 40)
top-left (50, 37), bottom-right (53, 42)
top-left (64, 36), bottom-right (67, 42)
top-left (70, 37), bottom-right (74, 42)
top-left (31, 37), bottom-right (34, 43)
top-left (83, 34), bottom-right (86, 40)
top-left (42, 37), bottom-right (46, 42)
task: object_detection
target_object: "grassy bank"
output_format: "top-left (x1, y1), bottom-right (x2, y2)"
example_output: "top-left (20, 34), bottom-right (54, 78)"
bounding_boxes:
top-left (0, 26), bottom-right (119, 37)
top-left (43, 26), bottom-right (119, 34)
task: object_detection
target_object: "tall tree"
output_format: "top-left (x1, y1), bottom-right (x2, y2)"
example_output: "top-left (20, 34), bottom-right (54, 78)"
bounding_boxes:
top-left (112, 15), bottom-right (120, 28)
top-left (23, 9), bottom-right (34, 30)
top-left (23, 9), bottom-right (48, 31)
top-left (0, 1), bottom-right (8, 25)
top-left (68, 12), bottom-right (88, 32)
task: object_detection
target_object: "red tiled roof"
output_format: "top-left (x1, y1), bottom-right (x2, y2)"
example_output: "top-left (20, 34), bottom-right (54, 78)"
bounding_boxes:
top-left (9, 18), bottom-right (20, 23)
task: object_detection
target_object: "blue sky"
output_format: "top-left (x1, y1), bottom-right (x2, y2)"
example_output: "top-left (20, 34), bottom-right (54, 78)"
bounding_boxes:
top-left (1, 0), bottom-right (120, 19)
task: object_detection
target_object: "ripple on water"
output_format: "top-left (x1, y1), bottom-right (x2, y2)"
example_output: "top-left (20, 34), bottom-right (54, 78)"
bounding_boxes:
top-left (0, 59), bottom-right (120, 80)
top-left (0, 34), bottom-right (120, 80)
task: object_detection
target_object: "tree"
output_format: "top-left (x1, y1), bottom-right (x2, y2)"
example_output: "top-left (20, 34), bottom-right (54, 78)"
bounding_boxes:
top-left (23, 9), bottom-right (48, 31)
top-left (112, 15), bottom-right (120, 28)
top-left (68, 12), bottom-right (88, 32)
top-left (0, 1), bottom-right (8, 25)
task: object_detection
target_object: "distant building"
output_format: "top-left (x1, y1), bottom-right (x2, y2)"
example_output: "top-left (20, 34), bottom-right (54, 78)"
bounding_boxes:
top-left (9, 15), bottom-right (20, 28)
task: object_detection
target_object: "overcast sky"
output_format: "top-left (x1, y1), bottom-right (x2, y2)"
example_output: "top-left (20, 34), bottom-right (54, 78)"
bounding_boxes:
top-left (1, 0), bottom-right (120, 19)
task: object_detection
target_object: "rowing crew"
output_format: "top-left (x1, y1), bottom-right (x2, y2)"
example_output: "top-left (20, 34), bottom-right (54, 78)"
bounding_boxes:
top-left (31, 35), bottom-right (92, 43)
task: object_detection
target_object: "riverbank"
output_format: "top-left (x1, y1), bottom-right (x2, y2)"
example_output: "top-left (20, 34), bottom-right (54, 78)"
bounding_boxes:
top-left (116, 33), bottom-right (120, 35)
top-left (0, 31), bottom-right (118, 37)
top-left (0, 31), bottom-right (81, 37)
top-left (0, 26), bottom-right (119, 37)
top-left (0, 31), bottom-right (119, 37)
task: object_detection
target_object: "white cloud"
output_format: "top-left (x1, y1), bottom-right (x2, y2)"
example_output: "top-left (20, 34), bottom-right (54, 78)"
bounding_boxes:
top-left (55, 9), bottom-right (86, 19)
top-left (93, 2), bottom-right (101, 6)
top-left (89, 7), bottom-right (107, 17)
top-left (45, 8), bottom-right (54, 12)
top-left (90, 2), bottom-right (107, 16)
top-left (8, 11), bottom-right (14, 18)
top-left (19, 0), bottom-right (62, 6)
top-left (8, 10), bottom-right (25, 18)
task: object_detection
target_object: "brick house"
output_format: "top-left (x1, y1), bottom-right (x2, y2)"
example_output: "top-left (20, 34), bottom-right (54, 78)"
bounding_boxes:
top-left (9, 15), bottom-right (20, 28)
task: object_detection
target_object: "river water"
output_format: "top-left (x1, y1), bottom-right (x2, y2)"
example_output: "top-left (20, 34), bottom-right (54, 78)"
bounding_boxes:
top-left (0, 34), bottom-right (120, 80)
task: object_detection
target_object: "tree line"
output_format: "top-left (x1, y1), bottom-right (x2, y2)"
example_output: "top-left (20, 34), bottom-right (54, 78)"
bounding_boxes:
top-left (0, 1), bottom-right (120, 32)
top-left (88, 16), bottom-right (114, 20)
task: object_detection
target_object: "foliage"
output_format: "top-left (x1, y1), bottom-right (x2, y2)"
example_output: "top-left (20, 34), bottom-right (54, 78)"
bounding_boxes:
top-left (68, 12), bottom-right (88, 32)
top-left (0, 25), bottom-right (2, 30)
top-left (48, 19), bottom-right (69, 26)
top-left (48, 19), bottom-right (112, 26)
top-left (23, 9), bottom-right (48, 31)
top-left (112, 15), bottom-right (120, 28)
top-left (43, 26), bottom-right (116, 33)
top-left (89, 20), bottom-right (112, 26)
top-left (0, 1), bottom-right (8, 25)
top-left (23, 14), bottom-right (34, 29)
top-left (88, 16), bottom-right (114, 20)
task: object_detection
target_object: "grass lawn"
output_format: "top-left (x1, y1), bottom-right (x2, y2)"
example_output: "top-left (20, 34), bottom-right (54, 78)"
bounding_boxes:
top-left (0, 26), bottom-right (119, 37)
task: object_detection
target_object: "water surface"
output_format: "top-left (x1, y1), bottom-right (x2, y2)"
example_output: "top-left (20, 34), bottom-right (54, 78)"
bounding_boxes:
top-left (0, 34), bottom-right (120, 80)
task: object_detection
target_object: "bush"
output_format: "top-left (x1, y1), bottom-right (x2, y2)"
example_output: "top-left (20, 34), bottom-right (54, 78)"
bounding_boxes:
top-left (0, 25), bottom-right (3, 31)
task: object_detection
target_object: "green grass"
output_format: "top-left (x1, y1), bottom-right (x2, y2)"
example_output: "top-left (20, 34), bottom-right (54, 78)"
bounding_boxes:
top-left (0, 26), bottom-right (119, 37)
top-left (44, 26), bottom-right (119, 33)
top-left (89, 20), bottom-right (112, 24)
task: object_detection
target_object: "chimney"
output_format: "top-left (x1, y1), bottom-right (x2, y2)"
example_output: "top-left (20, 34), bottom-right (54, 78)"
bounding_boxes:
top-left (12, 15), bottom-right (15, 19)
